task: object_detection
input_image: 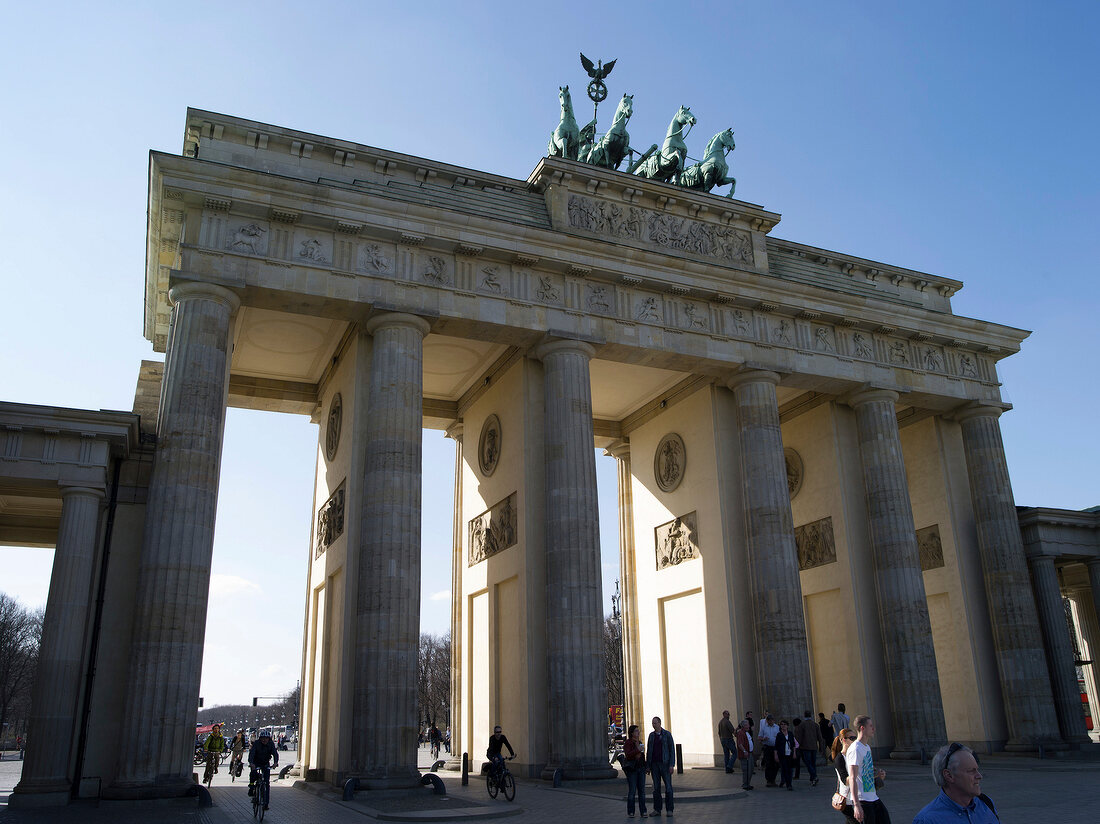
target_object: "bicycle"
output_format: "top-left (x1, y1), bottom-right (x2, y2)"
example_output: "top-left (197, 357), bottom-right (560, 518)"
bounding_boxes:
top-left (202, 751), bottom-right (219, 787)
top-left (230, 750), bottom-right (245, 781)
top-left (486, 755), bottom-right (515, 802)
top-left (251, 765), bottom-right (271, 820)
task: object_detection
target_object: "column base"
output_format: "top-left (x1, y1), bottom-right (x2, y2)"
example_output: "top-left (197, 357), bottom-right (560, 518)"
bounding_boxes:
top-left (1003, 738), bottom-right (1068, 754)
top-left (9, 779), bottom-right (71, 807)
top-left (540, 761), bottom-right (617, 781)
top-left (102, 776), bottom-right (195, 800)
top-left (352, 768), bottom-right (424, 791)
top-left (443, 756), bottom-right (463, 771)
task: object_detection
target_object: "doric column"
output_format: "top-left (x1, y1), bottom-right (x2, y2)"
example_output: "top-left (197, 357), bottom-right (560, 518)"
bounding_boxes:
top-left (847, 388), bottom-right (945, 757)
top-left (535, 339), bottom-right (614, 779)
top-left (956, 405), bottom-right (1062, 750)
top-left (726, 370), bottom-right (813, 723)
top-left (1027, 554), bottom-right (1089, 742)
top-left (111, 282), bottom-right (239, 796)
top-left (605, 440), bottom-right (642, 729)
top-left (1076, 563), bottom-right (1100, 725)
top-left (444, 422), bottom-right (464, 771)
top-left (1088, 560), bottom-right (1100, 662)
top-left (351, 312), bottom-right (430, 788)
top-left (13, 486), bottom-right (104, 803)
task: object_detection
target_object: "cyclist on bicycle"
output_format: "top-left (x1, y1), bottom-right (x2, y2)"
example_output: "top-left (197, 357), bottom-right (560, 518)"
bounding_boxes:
top-left (204, 723), bottom-right (226, 779)
top-left (486, 725), bottom-right (515, 779)
top-left (229, 729), bottom-right (248, 774)
top-left (248, 731), bottom-right (279, 809)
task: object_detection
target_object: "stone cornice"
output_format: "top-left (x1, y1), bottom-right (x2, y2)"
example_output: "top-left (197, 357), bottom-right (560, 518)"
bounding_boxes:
top-left (0, 403), bottom-right (142, 458)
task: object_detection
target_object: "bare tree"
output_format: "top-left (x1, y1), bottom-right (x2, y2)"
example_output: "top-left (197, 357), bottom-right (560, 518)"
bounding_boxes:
top-left (418, 632), bottom-right (451, 729)
top-left (0, 593), bottom-right (43, 745)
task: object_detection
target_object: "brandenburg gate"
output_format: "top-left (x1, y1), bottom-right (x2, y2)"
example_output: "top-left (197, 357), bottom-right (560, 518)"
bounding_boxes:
top-left (8, 105), bottom-right (1095, 804)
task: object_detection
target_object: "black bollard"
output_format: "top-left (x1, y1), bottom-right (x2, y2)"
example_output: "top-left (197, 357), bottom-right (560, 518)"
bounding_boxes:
top-left (676, 744), bottom-right (683, 775)
top-left (461, 752), bottom-right (469, 785)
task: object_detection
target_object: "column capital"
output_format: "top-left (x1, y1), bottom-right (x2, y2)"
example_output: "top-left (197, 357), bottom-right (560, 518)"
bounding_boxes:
top-left (365, 312), bottom-right (431, 338)
top-left (603, 439), bottom-right (630, 461)
top-left (1085, 557), bottom-right (1100, 571)
top-left (953, 402), bottom-right (1010, 424)
top-left (445, 421), bottom-right (464, 442)
top-left (726, 369), bottom-right (780, 391)
top-left (167, 282), bottom-right (241, 314)
top-left (533, 337), bottom-right (595, 362)
top-left (58, 485), bottom-right (105, 501)
top-left (843, 386), bottom-right (899, 409)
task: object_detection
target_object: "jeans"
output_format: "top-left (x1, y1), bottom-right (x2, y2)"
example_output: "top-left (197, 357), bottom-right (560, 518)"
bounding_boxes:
top-left (800, 749), bottom-right (818, 781)
top-left (721, 738), bottom-right (736, 770)
top-left (650, 763), bottom-right (674, 812)
top-left (740, 754), bottom-right (754, 788)
top-left (626, 766), bottom-right (647, 815)
top-left (778, 753), bottom-right (794, 788)
top-left (856, 798), bottom-right (891, 824)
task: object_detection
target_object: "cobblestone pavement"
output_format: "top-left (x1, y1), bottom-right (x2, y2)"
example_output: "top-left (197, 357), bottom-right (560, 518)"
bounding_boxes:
top-left (2, 746), bottom-right (1099, 822)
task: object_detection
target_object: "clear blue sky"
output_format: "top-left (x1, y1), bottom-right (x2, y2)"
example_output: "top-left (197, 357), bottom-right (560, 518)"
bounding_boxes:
top-left (1, 1), bottom-right (1096, 706)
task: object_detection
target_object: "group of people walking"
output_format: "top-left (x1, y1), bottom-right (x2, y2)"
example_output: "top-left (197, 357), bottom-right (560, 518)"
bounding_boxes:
top-left (616, 703), bottom-right (1000, 823)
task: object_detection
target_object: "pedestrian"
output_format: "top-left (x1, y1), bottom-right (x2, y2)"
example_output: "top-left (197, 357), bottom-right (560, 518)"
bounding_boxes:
top-left (819, 712), bottom-right (833, 756)
top-left (736, 719), bottom-right (755, 790)
top-left (831, 703), bottom-right (850, 742)
top-left (794, 710), bottom-right (823, 784)
top-left (623, 723), bottom-right (648, 818)
top-left (912, 743), bottom-right (999, 823)
top-left (717, 710), bottom-right (737, 773)
top-left (646, 717), bottom-right (675, 817)
top-left (774, 720), bottom-right (797, 790)
top-left (757, 712), bottom-right (780, 787)
top-left (846, 715), bottom-right (889, 824)
top-left (831, 728), bottom-right (858, 821)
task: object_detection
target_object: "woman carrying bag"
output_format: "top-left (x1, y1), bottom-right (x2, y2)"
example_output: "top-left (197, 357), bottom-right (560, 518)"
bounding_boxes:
top-left (623, 724), bottom-right (648, 818)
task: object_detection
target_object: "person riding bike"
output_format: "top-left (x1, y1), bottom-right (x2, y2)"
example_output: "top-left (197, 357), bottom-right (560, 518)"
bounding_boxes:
top-left (203, 723), bottom-right (226, 780)
top-left (486, 725), bottom-right (515, 780)
top-left (248, 731), bottom-right (280, 810)
top-left (229, 729), bottom-right (248, 775)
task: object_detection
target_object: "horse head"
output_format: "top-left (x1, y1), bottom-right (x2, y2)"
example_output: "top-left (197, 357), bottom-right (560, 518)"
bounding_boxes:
top-left (676, 105), bottom-right (697, 131)
top-left (559, 86), bottom-right (572, 111)
top-left (616, 94), bottom-right (634, 123)
top-left (706, 128), bottom-right (735, 157)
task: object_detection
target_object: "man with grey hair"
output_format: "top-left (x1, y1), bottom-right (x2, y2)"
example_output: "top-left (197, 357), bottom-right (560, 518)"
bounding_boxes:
top-left (912, 742), bottom-right (999, 823)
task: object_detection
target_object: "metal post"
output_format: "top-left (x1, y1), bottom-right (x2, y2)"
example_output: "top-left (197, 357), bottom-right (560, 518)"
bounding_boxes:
top-left (676, 744), bottom-right (683, 775)
top-left (461, 752), bottom-right (468, 786)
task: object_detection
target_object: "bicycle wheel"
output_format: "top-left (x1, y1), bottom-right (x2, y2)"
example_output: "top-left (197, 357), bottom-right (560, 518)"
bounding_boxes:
top-left (486, 772), bottom-right (498, 798)
top-left (252, 791), bottom-right (260, 819)
top-left (502, 772), bottom-right (515, 801)
top-left (258, 780), bottom-right (268, 821)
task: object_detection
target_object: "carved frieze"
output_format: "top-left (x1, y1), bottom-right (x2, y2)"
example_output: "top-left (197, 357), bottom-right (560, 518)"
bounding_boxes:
top-left (422, 255), bottom-right (450, 285)
top-left (635, 296), bottom-right (660, 322)
top-left (297, 236), bottom-right (329, 264)
top-left (795, 516), bottom-right (836, 571)
top-left (315, 482), bottom-right (345, 558)
top-left (480, 265), bottom-right (506, 295)
top-left (655, 511), bottom-right (700, 570)
top-left (654, 433), bottom-right (686, 493)
top-left (468, 492), bottom-right (518, 565)
top-left (228, 222), bottom-right (268, 255)
top-left (917, 524), bottom-right (944, 571)
top-left (360, 242), bottom-right (391, 273)
top-left (567, 194), bottom-right (754, 267)
top-left (536, 275), bottom-right (562, 304)
top-left (478, 414), bottom-right (501, 477)
top-left (587, 284), bottom-right (612, 314)
top-left (325, 393), bottom-right (342, 462)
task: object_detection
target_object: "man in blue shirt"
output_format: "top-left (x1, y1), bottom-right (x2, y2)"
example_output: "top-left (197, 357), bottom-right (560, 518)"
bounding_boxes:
top-left (912, 742), bottom-right (999, 823)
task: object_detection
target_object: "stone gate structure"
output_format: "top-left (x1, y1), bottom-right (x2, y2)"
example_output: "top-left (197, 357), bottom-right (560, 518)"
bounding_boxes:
top-left (5, 108), bottom-right (1098, 804)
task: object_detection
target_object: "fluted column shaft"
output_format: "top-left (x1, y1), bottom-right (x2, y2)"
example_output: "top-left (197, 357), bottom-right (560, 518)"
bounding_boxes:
top-left (15, 486), bottom-right (104, 799)
top-left (112, 282), bottom-right (238, 795)
top-left (726, 371), bottom-right (813, 723)
top-left (957, 406), bottom-right (1061, 749)
top-left (606, 441), bottom-right (642, 729)
top-left (444, 423), bottom-right (464, 771)
top-left (536, 339), bottom-right (613, 778)
top-left (848, 389), bottom-right (945, 756)
top-left (1028, 555), bottom-right (1088, 741)
top-left (352, 313), bottom-right (429, 787)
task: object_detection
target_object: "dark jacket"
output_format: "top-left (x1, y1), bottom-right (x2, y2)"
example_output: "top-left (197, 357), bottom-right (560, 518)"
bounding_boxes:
top-left (249, 737), bottom-right (279, 768)
top-left (646, 728), bottom-right (675, 769)
top-left (774, 730), bottom-right (797, 760)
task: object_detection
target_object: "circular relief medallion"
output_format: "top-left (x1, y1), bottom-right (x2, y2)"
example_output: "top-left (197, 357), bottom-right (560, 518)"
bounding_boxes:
top-left (654, 433), bottom-right (686, 493)
top-left (325, 393), bottom-right (343, 462)
top-left (784, 447), bottom-right (804, 500)
top-left (478, 414), bottom-right (502, 477)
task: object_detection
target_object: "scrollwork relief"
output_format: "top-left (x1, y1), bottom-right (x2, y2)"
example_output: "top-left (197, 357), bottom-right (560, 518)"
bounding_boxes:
top-left (795, 516), bottom-right (836, 571)
top-left (655, 511), bottom-right (700, 570)
top-left (468, 492), bottom-right (518, 565)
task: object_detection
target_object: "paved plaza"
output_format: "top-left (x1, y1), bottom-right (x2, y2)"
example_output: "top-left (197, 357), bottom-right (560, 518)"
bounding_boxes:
top-left (2, 745), bottom-right (1098, 823)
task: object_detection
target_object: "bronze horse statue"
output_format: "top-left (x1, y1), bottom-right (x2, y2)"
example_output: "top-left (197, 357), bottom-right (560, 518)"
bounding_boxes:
top-left (678, 128), bottom-right (736, 195)
top-left (632, 105), bottom-right (696, 184)
top-left (548, 86), bottom-right (581, 161)
top-left (584, 94), bottom-right (633, 170)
